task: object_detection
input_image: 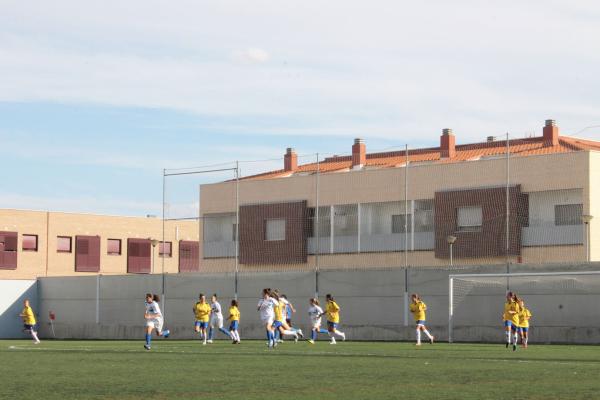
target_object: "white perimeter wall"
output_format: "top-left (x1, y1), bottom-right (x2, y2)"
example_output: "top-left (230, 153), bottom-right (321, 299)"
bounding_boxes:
top-left (0, 280), bottom-right (37, 338)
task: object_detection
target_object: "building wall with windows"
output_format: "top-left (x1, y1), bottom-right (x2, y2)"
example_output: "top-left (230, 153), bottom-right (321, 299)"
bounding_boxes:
top-left (199, 150), bottom-right (595, 270)
top-left (0, 210), bottom-right (199, 279)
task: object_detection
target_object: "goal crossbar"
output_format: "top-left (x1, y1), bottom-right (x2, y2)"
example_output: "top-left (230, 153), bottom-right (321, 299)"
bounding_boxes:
top-left (448, 270), bottom-right (600, 343)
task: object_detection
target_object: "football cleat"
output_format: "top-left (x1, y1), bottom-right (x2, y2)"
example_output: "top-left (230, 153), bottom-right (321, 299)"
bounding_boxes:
top-left (144, 344), bottom-right (151, 350)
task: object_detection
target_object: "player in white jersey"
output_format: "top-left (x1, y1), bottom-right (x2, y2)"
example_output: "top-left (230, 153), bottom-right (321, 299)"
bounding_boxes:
top-left (207, 294), bottom-right (232, 343)
top-left (144, 293), bottom-right (170, 350)
top-left (257, 288), bottom-right (278, 348)
top-left (307, 298), bottom-right (328, 344)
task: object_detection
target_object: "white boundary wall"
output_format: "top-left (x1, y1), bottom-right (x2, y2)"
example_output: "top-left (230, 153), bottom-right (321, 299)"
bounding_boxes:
top-left (34, 262), bottom-right (600, 343)
top-left (0, 280), bottom-right (38, 338)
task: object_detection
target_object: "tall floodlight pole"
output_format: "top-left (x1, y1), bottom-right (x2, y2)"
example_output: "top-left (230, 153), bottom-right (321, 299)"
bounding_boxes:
top-left (235, 161), bottom-right (240, 300)
top-left (315, 153), bottom-right (320, 298)
top-left (505, 133), bottom-right (510, 266)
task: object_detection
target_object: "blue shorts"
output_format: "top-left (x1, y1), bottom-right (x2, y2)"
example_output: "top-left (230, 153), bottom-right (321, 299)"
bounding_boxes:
top-left (23, 324), bottom-right (37, 331)
top-left (504, 320), bottom-right (513, 328)
top-left (195, 321), bottom-right (208, 329)
top-left (520, 327), bottom-right (529, 333)
top-left (416, 320), bottom-right (426, 326)
top-left (327, 321), bottom-right (338, 330)
top-left (510, 324), bottom-right (519, 332)
top-left (273, 320), bottom-right (283, 329)
top-left (229, 320), bottom-right (239, 330)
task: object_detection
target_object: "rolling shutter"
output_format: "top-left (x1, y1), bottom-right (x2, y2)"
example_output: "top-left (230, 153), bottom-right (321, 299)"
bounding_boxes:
top-left (179, 240), bottom-right (199, 272)
top-left (0, 231), bottom-right (18, 270)
top-left (75, 235), bottom-right (101, 272)
top-left (127, 238), bottom-right (151, 273)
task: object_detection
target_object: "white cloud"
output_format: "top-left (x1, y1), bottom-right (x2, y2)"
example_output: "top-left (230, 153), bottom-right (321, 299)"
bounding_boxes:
top-left (232, 48), bottom-right (270, 64)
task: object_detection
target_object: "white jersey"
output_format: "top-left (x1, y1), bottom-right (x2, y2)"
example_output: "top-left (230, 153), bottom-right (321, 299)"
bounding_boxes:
top-left (211, 301), bottom-right (223, 319)
top-left (308, 305), bottom-right (323, 324)
top-left (146, 301), bottom-right (163, 320)
top-left (257, 297), bottom-right (278, 321)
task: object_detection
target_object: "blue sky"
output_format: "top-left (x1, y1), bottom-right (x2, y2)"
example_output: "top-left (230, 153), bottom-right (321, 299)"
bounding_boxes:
top-left (1, 1), bottom-right (599, 217)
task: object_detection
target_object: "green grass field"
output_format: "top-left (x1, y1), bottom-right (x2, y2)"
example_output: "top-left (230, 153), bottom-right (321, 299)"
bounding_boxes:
top-left (1, 339), bottom-right (599, 400)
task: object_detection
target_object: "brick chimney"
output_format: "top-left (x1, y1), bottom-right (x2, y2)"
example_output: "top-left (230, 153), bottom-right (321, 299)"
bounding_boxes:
top-left (543, 119), bottom-right (559, 146)
top-left (352, 138), bottom-right (366, 168)
top-left (440, 128), bottom-right (456, 159)
top-left (284, 147), bottom-right (298, 172)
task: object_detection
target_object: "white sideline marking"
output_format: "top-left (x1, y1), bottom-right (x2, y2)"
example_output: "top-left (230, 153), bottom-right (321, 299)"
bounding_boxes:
top-left (5, 345), bottom-right (598, 366)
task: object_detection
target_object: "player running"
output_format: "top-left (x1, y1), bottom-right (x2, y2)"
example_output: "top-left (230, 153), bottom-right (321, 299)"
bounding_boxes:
top-left (258, 288), bottom-right (278, 348)
top-left (323, 294), bottom-right (346, 344)
top-left (307, 298), bottom-right (328, 344)
top-left (208, 294), bottom-right (232, 343)
top-left (228, 299), bottom-right (241, 344)
top-left (409, 293), bottom-right (434, 346)
top-left (193, 293), bottom-right (211, 345)
top-left (502, 291), bottom-right (521, 351)
top-left (271, 291), bottom-right (303, 342)
top-left (144, 293), bottom-right (170, 350)
top-left (517, 298), bottom-right (532, 348)
top-left (19, 299), bottom-right (40, 344)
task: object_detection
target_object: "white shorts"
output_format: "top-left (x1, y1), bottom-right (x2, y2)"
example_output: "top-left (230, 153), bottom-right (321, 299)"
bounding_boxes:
top-left (146, 318), bottom-right (164, 332)
top-left (210, 315), bottom-right (224, 329)
top-left (311, 319), bottom-right (322, 330)
top-left (261, 316), bottom-right (274, 326)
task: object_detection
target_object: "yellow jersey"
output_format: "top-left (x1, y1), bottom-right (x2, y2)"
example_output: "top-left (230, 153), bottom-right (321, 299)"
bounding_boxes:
top-left (274, 300), bottom-right (284, 322)
top-left (503, 301), bottom-right (521, 325)
top-left (229, 306), bottom-right (240, 321)
top-left (326, 301), bottom-right (340, 323)
top-left (409, 301), bottom-right (427, 321)
top-left (194, 302), bottom-right (211, 322)
top-left (22, 306), bottom-right (36, 325)
top-left (518, 307), bottom-right (532, 328)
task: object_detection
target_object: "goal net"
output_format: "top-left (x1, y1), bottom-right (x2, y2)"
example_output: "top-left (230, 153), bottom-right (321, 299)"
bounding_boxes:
top-left (448, 271), bottom-right (600, 343)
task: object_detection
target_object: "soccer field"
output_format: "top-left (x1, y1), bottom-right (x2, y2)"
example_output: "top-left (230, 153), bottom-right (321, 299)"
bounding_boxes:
top-left (1, 340), bottom-right (599, 400)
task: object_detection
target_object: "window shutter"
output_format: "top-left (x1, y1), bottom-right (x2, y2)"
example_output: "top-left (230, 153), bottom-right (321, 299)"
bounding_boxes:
top-left (75, 235), bottom-right (101, 272)
top-left (0, 231), bottom-right (18, 270)
top-left (127, 238), bottom-right (151, 273)
top-left (179, 240), bottom-right (199, 272)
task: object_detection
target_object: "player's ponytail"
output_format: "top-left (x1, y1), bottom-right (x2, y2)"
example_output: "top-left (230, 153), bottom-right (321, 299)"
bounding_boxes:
top-left (153, 294), bottom-right (160, 302)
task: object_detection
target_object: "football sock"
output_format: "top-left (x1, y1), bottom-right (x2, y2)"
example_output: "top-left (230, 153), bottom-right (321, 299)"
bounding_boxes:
top-left (219, 327), bottom-right (231, 337)
top-left (31, 331), bottom-right (40, 342)
top-left (311, 330), bottom-right (317, 341)
top-left (145, 333), bottom-right (151, 346)
top-left (506, 330), bottom-right (511, 344)
top-left (513, 332), bottom-right (519, 345)
top-left (423, 329), bottom-right (433, 340)
top-left (208, 327), bottom-right (214, 340)
top-left (319, 328), bottom-right (329, 334)
top-left (416, 329), bottom-right (421, 344)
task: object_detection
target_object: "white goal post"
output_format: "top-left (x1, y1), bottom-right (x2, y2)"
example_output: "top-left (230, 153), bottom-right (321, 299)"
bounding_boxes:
top-left (448, 270), bottom-right (600, 343)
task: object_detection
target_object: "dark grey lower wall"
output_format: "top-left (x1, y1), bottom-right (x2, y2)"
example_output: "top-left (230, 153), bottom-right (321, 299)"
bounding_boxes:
top-left (35, 262), bottom-right (600, 344)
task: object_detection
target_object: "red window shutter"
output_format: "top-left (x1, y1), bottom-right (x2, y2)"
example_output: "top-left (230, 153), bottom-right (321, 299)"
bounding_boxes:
top-left (127, 238), bottom-right (151, 273)
top-left (0, 231), bottom-right (18, 270)
top-left (75, 235), bottom-right (100, 272)
top-left (179, 240), bottom-right (199, 272)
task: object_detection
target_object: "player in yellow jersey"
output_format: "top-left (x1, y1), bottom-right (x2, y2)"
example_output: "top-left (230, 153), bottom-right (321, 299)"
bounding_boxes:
top-left (228, 299), bottom-right (241, 344)
top-left (19, 299), bottom-right (40, 344)
top-left (502, 292), bottom-right (521, 351)
top-left (193, 293), bottom-right (211, 345)
top-left (517, 298), bottom-right (532, 348)
top-left (409, 294), bottom-right (434, 345)
top-left (271, 291), bottom-right (302, 343)
top-left (323, 294), bottom-right (346, 344)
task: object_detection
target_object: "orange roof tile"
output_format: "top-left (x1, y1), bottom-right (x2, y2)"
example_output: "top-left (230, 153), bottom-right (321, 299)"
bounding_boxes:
top-left (240, 135), bottom-right (600, 181)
